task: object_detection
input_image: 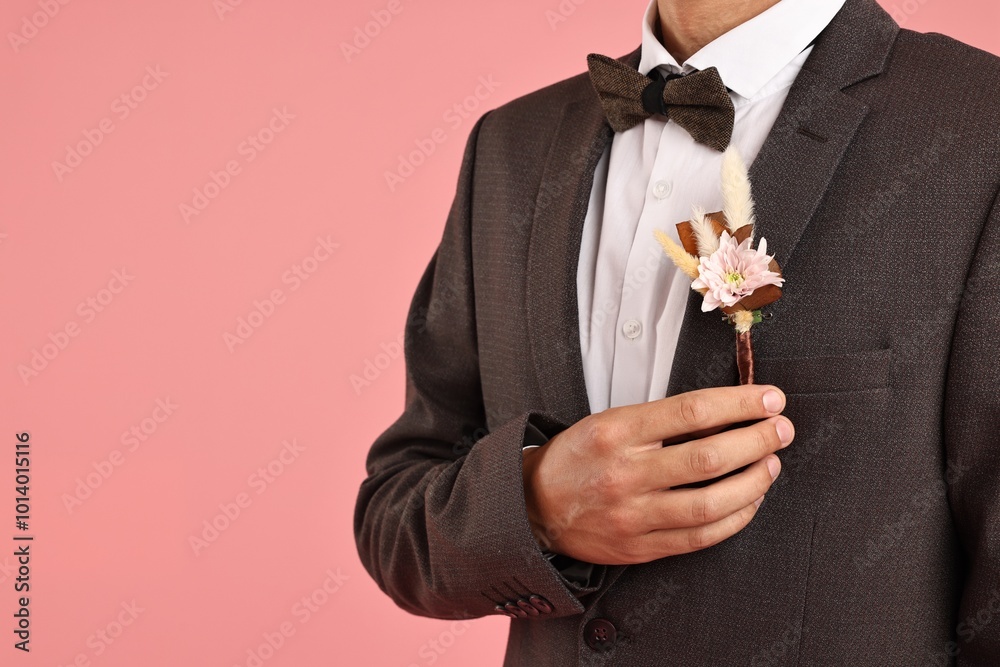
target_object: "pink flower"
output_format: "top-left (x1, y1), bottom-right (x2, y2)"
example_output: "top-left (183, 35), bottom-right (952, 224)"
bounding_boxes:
top-left (691, 231), bottom-right (784, 312)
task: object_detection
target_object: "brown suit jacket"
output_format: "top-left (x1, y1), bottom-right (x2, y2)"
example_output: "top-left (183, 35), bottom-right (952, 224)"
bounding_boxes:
top-left (354, 0), bottom-right (1000, 663)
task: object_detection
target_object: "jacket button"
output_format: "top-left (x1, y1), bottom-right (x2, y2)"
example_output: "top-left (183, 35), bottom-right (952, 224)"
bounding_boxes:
top-left (583, 618), bottom-right (617, 651)
top-left (528, 595), bottom-right (553, 614)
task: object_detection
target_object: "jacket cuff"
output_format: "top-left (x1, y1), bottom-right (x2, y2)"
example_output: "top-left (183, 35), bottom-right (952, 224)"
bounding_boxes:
top-left (519, 417), bottom-right (606, 595)
top-left (456, 410), bottom-right (603, 619)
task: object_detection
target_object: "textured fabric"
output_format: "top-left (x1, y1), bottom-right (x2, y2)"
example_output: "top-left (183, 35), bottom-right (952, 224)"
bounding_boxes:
top-left (587, 53), bottom-right (735, 150)
top-left (577, 0), bottom-right (834, 416)
top-left (353, 0), bottom-right (1000, 664)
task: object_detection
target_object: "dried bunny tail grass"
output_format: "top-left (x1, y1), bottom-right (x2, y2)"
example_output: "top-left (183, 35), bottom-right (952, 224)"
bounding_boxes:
top-left (689, 205), bottom-right (719, 257)
top-left (720, 145), bottom-right (756, 234)
top-left (731, 310), bottom-right (755, 334)
top-left (653, 229), bottom-right (700, 280)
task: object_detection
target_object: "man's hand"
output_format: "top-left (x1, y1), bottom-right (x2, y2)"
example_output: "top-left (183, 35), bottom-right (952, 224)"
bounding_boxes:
top-left (521, 385), bottom-right (793, 565)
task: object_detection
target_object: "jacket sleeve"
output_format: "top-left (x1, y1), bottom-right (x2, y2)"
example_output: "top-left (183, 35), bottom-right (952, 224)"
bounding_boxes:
top-left (353, 110), bottom-right (604, 621)
top-left (944, 187), bottom-right (1000, 665)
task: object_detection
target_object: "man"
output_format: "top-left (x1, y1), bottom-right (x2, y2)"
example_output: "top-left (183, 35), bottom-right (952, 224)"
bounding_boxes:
top-left (354, 0), bottom-right (1000, 663)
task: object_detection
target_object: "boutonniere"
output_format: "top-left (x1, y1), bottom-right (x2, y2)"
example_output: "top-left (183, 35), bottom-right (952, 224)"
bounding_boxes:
top-left (653, 146), bottom-right (784, 385)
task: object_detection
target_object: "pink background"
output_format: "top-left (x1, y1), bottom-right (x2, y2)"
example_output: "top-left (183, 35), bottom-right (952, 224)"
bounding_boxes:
top-left (1, 1), bottom-right (997, 665)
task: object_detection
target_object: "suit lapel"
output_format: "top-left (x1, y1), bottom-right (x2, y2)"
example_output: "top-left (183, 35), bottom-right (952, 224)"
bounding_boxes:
top-left (666, 0), bottom-right (899, 396)
top-left (525, 46), bottom-right (640, 424)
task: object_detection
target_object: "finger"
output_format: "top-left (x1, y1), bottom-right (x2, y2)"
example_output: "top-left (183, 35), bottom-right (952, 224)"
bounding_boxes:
top-left (659, 398), bottom-right (778, 446)
top-left (637, 455), bottom-right (780, 531)
top-left (626, 497), bottom-right (765, 562)
top-left (620, 384), bottom-right (787, 447)
top-left (635, 415), bottom-right (793, 490)
top-left (660, 422), bottom-right (727, 447)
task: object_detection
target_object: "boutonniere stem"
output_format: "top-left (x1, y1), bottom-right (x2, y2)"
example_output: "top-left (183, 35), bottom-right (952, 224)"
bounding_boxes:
top-left (654, 146), bottom-right (785, 385)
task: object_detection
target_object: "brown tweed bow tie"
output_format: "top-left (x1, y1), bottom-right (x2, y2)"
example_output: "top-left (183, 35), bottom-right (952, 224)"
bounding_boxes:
top-left (586, 53), bottom-right (735, 152)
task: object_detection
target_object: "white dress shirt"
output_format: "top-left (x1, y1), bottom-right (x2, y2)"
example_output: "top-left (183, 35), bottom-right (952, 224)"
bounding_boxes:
top-left (576, 0), bottom-right (847, 415)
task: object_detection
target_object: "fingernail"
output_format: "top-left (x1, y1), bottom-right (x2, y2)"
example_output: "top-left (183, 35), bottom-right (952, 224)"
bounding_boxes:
top-left (754, 495), bottom-right (765, 508)
top-left (763, 390), bottom-right (783, 414)
top-left (766, 456), bottom-right (781, 480)
top-left (775, 419), bottom-right (793, 446)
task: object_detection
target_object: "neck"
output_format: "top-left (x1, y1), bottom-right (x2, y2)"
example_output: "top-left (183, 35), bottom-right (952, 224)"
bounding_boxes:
top-left (655, 0), bottom-right (782, 62)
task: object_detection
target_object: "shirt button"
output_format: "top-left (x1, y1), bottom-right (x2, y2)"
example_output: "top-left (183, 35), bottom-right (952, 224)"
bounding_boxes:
top-left (622, 319), bottom-right (642, 340)
top-left (653, 179), bottom-right (673, 199)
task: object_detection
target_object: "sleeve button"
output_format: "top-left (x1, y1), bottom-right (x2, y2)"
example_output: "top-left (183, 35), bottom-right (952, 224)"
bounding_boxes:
top-left (516, 599), bottom-right (540, 616)
top-left (495, 604), bottom-right (518, 619)
top-left (504, 602), bottom-right (528, 618)
top-left (528, 595), bottom-right (553, 614)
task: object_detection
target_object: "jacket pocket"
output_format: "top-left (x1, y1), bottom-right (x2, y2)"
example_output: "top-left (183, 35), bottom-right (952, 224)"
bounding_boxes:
top-left (753, 347), bottom-right (892, 395)
top-left (762, 348), bottom-right (894, 491)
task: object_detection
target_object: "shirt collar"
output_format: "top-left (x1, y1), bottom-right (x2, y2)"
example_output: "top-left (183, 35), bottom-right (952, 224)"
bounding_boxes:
top-left (637, 0), bottom-right (847, 100)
